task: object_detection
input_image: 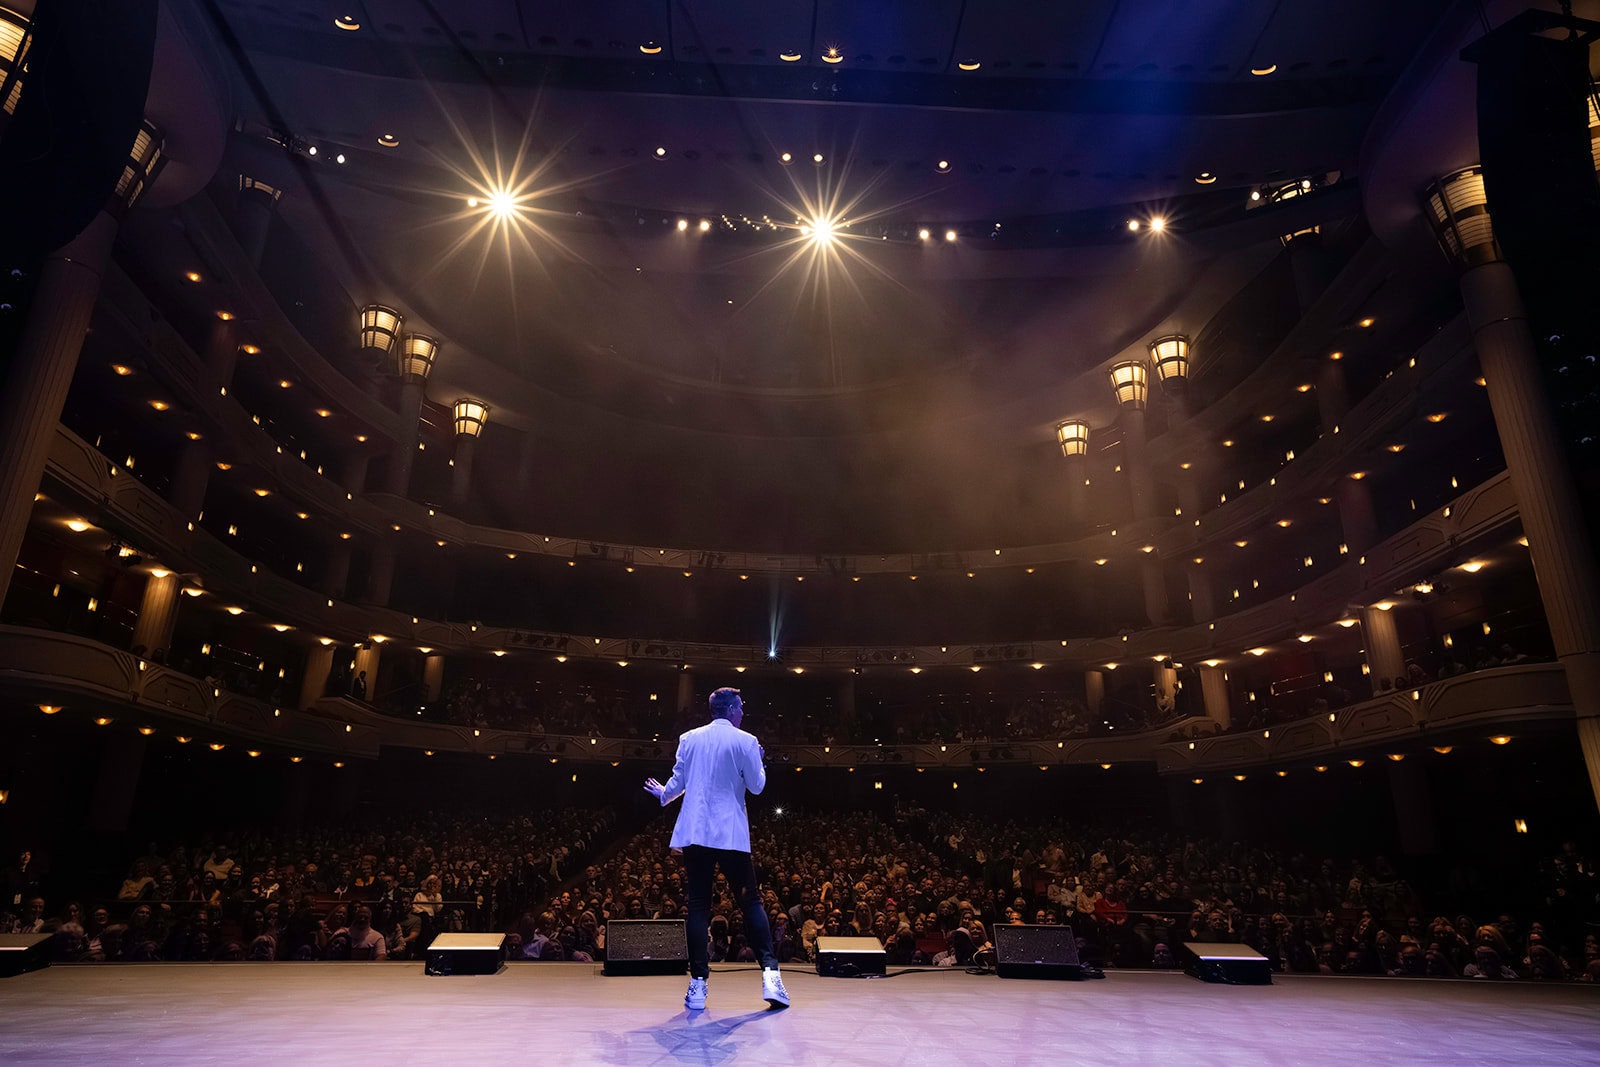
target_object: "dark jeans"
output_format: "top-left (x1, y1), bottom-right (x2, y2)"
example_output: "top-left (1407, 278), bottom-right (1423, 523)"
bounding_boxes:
top-left (683, 845), bottom-right (778, 979)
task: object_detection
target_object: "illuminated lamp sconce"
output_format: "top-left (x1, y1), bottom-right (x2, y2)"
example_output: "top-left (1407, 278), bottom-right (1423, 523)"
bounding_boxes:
top-left (1148, 335), bottom-right (1190, 390)
top-left (359, 305), bottom-right (403, 356)
top-left (397, 333), bottom-right (439, 381)
top-left (1109, 360), bottom-right (1148, 409)
top-left (452, 398), bottom-right (488, 438)
top-left (1347, 759), bottom-right (1365, 768)
top-left (1421, 166), bottom-right (1502, 270)
top-left (1055, 420), bottom-right (1089, 458)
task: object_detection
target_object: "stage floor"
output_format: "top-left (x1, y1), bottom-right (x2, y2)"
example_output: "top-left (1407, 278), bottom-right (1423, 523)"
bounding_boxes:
top-left (2, 963), bottom-right (1597, 1065)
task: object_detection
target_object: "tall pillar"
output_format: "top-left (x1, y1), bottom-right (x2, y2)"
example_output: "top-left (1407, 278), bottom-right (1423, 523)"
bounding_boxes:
top-left (235, 178), bottom-right (281, 267)
top-left (0, 211), bottom-right (120, 608)
top-left (341, 451), bottom-right (370, 495)
top-left (1199, 665), bottom-right (1231, 730)
top-left (324, 541), bottom-right (352, 600)
top-left (1461, 262), bottom-right (1600, 805)
top-left (1427, 168), bottom-right (1600, 810)
top-left (1177, 464), bottom-right (1206, 523)
top-left (168, 437), bottom-right (213, 519)
top-left (300, 645), bottom-right (334, 708)
top-left (129, 571), bottom-right (181, 658)
top-left (1337, 478), bottom-right (1379, 555)
top-left (423, 653), bottom-right (445, 703)
top-left (366, 540), bottom-right (396, 606)
top-left (1316, 360), bottom-right (1351, 432)
top-left (1153, 661), bottom-right (1178, 715)
top-left (1120, 407), bottom-right (1155, 522)
top-left (449, 434), bottom-right (476, 510)
top-left (203, 317), bottom-right (239, 389)
top-left (1140, 554), bottom-right (1169, 627)
top-left (352, 643), bottom-right (382, 700)
top-left (1063, 455), bottom-right (1087, 526)
top-left (1186, 558), bottom-right (1215, 623)
top-left (387, 380), bottom-right (426, 496)
top-left (1083, 669), bottom-right (1105, 715)
top-left (1387, 759), bottom-right (1438, 856)
top-left (1359, 606), bottom-right (1406, 695)
top-left (88, 732), bottom-right (146, 834)
top-left (676, 669), bottom-right (694, 716)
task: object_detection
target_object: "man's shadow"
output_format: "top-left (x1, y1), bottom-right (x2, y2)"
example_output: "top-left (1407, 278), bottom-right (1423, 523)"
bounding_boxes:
top-left (600, 1009), bottom-right (779, 1067)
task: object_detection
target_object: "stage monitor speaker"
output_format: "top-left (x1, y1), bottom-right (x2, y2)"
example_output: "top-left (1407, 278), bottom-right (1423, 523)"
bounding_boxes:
top-left (815, 935), bottom-right (886, 977)
top-left (1183, 942), bottom-right (1272, 985)
top-left (424, 933), bottom-right (504, 976)
top-left (994, 923), bottom-right (1083, 980)
top-left (604, 920), bottom-right (688, 976)
top-left (0, 934), bottom-right (51, 978)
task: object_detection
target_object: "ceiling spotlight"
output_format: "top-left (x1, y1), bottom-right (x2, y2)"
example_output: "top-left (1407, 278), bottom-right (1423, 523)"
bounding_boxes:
top-left (918, 228), bottom-right (931, 241)
top-left (1250, 63), bottom-right (1277, 76)
top-left (812, 152), bottom-right (825, 164)
top-left (1359, 317), bottom-right (1375, 328)
top-left (639, 41), bottom-right (662, 55)
top-left (148, 400), bottom-right (169, 411)
top-left (307, 146), bottom-right (317, 156)
top-left (487, 189), bottom-right (516, 219)
top-left (822, 46), bottom-right (843, 64)
top-left (779, 50), bottom-right (802, 62)
top-left (377, 133), bottom-right (399, 148)
top-left (278, 379), bottom-right (292, 389)
top-left (184, 271), bottom-right (202, 283)
top-left (1149, 217), bottom-right (1167, 233)
top-left (654, 146), bottom-right (668, 159)
top-left (936, 160), bottom-right (951, 172)
top-left (111, 363), bottom-right (134, 376)
top-left (334, 15), bottom-right (360, 31)
top-left (1194, 172), bottom-right (1217, 185)
top-left (957, 60), bottom-right (981, 71)
top-left (944, 229), bottom-right (957, 242)
top-left (805, 216), bottom-right (837, 245)
top-left (335, 153), bottom-right (347, 165)
top-left (698, 219), bottom-right (711, 232)
top-left (676, 218), bottom-right (688, 232)
top-left (779, 151), bottom-right (793, 164)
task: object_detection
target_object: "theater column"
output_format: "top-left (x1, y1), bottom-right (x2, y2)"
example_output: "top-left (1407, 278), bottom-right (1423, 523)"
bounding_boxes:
top-left (1083, 669), bottom-right (1105, 715)
top-left (366, 538), bottom-right (396, 606)
top-left (168, 434), bottom-right (212, 519)
top-left (324, 538), bottom-right (352, 600)
top-left (234, 176), bottom-right (282, 267)
top-left (1199, 664), bottom-right (1231, 730)
top-left (1424, 168), bottom-right (1600, 810)
top-left (300, 645), bottom-right (334, 709)
top-left (423, 653), bottom-right (445, 703)
top-left (129, 571), bottom-right (180, 659)
top-left (1284, 229), bottom-right (1339, 313)
top-left (88, 731), bottom-right (146, 834)
top-left (203, 315), bottom-right (240, 392)
top-left (387, 378), bottom-right (427, 496)
top-left (1055, 421), bottom-right (1090, 527)
top-left (1187, 556), bottom-right (1215, 624)
top-left (1359, 606), bottom-right (1406, 695)
top-left (341, 451), bottom-right (370, 496)
top-left (0, 210), bottom-right (119, 609)
top-left (449, 399), bottom-right (487, 511)
top-left (676, 669), bottom-right (694, 716)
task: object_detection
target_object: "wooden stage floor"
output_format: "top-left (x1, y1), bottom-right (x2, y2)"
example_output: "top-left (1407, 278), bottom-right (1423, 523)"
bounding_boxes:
top-left (2, 962), bottom-right (1597, 1065)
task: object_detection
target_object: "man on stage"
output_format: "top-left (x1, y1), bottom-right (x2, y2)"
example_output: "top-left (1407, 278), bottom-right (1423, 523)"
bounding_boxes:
top-left (643, 686), bottom-right (789, 1010)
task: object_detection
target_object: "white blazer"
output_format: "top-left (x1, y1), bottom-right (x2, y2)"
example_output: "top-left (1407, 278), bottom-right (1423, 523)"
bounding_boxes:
top-left (658, 717), bottom-right (767, 852)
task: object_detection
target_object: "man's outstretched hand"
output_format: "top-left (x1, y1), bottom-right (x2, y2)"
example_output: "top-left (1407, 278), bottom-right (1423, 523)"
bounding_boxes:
top-left (643, 777), bottom-right (666, 800)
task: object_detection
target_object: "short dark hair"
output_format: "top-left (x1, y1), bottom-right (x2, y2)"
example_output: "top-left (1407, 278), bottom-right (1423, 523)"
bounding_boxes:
top-left (709, 687), bottom-right (742, 719)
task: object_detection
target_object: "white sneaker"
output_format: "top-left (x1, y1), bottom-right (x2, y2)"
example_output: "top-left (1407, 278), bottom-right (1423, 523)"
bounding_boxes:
top-left (684, 976), bottom-right (707, 1010)
top-left (761, 967), bottom-right (790, 1009)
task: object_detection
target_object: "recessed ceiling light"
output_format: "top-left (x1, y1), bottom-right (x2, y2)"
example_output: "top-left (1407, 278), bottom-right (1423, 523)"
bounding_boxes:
top-left (239, 344), bottom-right (260, 355)
top-left (253, 488), bottom-right (270, 497)
top-left (1126, 219), bottom-right (1140, 231)
top-left (377, 133), bottom-right (399, 148)
top-left (315, 408), bottom-right (332, 418)
top-left (944, 229), bottom-right (957, 242)
top-left (812, 152), bottom-right (825, 164)
top-left (936, 159), bottom-right (951, 172)
top-left (1149, 217), bottom-right (1167, 232)
top-left (639, 41), bottom-right (662, 55)
top-left (1194, 173), bottom-right (1216, 185)
top-left (149, 400), bottom-right (169, 411)
top-left (1296, 383), bottom-right (1312, 392)
top-left (1260, 414), bottom-right (1275, 422)
top-left (334, 15), bottom-right (360, 31)
top-left (1386, 443), bottom-right (1405, 453)
top-left (957, 60), bottom-right (981, 71)
top-left (1359, 317), bottom-right (1375, 328)
top-left (1426, 412), bottom-right (1448, 423)
top-left (1250, 63), bottom-right (1277, 76)
top-left (779, 50), bottom-right (802, 62)
top-left (355, 434), bottom-right (367, 442)
top-left (111, 363), bottom-right (134, 376)
top-left (675, 218), bottom-right (688, 232)
top-left (1329, 350), bottom-right (1344, 361)
top-left (184, 271), bottom-right (202, 282)
top-left (698, 219), bottom-right (711, 232)
top-left (1221, 439), bottom-right (1234, 447)
top-left (654, 146), bottom-right (668, 159)
top-left (278, 379), bottom-right (292, 388)
top-left (822, 46), bottom-right (843, 64)
top-left (215, 310), bottom-right (234, 321)
top-left (917, 228), bottom-right (931, 241)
